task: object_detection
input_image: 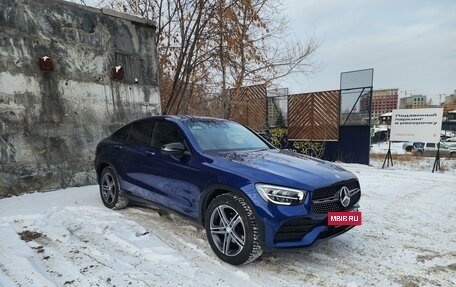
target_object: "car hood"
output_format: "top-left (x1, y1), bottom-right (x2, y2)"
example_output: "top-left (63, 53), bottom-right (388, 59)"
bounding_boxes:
top-left (211, 149), bottom-right (356, 190)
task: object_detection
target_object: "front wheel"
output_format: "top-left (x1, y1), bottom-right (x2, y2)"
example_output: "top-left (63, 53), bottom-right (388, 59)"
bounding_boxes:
top-left (99, 166), bottom-right (129, 209)
top-left (205, 193), bottom-right (263, 265)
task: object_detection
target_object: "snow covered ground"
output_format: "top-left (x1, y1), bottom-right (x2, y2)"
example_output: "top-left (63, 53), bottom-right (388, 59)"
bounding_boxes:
top-left (370, 141), bottom-right (456, 172)
top-left (370, 141), bottom-right (406, 155)
top-left (1, 163), bottom-right (455, 287)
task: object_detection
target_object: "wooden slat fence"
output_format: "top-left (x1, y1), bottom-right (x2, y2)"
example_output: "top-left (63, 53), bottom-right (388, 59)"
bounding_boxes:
top-left (288, 90), bottom-right (340, 141)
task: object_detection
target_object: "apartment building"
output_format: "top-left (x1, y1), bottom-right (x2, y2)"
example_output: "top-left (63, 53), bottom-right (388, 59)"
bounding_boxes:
top-left (399, 94), bottom-right (428, 109)
top-left (360, 88), bottom-right (398, 121)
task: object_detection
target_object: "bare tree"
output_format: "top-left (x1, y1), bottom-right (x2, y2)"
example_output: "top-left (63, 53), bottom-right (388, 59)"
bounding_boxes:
top-left (212, 0), bottom-right (320, 118)
top-left (72, 0), bottom-right (319, 116)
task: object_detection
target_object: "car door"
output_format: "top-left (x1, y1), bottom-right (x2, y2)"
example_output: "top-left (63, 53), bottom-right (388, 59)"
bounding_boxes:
top-left (116, 120), bottom-right (155, 196)
top-left (438, 143), bottom-right (449, 157)
top-left (139, 120), bottom-right (206, 219)
top-left (107, 123), bottom-right (132, 187)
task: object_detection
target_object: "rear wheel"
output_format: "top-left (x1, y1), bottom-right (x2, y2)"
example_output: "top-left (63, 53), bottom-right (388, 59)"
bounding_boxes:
top-left (205, 193), bottom-right (263, 265)
top-left (99, 166), bottom-right (129, 209)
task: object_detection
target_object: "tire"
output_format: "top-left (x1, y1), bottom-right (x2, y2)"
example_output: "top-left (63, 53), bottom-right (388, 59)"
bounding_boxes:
top-left (99, 166), bottom-right (129, 209)
top-left (205, 193), bottom-right (263, 265)
top-left (405, 146), bottom-right (412, 152)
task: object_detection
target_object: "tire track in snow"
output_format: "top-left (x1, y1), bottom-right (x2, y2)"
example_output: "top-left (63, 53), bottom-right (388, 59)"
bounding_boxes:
top-left (3, 207), bottom-right (230, 286)
top-left (120, 206), bottom-right (263, 287)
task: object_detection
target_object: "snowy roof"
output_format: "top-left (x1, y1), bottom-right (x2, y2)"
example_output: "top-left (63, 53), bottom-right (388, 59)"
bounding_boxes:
top-left (380, 112), bottom-right (392, 117)
top-left (448, 110), bottom-right (456, 114)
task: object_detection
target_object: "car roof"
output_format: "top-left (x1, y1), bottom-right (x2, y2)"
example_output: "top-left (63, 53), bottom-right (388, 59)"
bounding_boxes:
top-left (112, 115), bottom-right (232, 136)
top-left (131, 115), bottom-right (231, 123)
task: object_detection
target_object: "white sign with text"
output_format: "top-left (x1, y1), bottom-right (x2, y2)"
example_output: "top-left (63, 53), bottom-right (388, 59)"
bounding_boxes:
top-left (390, 108), bottom-right (443, 143)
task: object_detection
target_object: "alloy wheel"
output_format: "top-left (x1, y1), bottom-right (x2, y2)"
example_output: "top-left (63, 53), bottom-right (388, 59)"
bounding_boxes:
top-left (209, 205), bottom-right (246, 256)
top-left (101, 173), bottom-right (116, 205)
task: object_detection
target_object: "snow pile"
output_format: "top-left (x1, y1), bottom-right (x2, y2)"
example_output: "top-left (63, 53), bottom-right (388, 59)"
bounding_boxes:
top-left (1, 165), bottom-right (455, 286)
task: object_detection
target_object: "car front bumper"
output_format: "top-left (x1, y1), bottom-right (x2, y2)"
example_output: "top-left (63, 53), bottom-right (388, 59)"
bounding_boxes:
top-left (242, 185), bottom-right (360, 251)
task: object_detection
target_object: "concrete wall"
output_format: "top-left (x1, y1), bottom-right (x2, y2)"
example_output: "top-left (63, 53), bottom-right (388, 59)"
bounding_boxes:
top-left (0, 0), bottom-right (160, 197)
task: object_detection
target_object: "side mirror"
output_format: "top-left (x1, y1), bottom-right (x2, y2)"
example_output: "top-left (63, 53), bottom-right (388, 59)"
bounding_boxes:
top-left (161, 142), bottom-right (186, 155)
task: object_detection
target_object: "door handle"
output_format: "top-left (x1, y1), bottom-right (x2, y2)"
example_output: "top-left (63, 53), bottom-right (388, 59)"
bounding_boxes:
top-left (145, 151), bottom-right (155, 156)
top-left (115, 145), bottom-right (123, 150)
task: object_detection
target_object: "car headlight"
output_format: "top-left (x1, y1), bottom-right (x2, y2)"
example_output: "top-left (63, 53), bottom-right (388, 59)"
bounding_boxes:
top-left (255, 184), bottom-right (306, 206)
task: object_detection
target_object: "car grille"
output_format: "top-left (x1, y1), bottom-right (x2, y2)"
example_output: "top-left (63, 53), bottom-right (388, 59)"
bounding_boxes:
top-left (311, 180), bottom-right (361, 213)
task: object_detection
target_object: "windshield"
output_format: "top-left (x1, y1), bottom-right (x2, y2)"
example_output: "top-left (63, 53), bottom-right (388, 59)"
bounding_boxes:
top-left (184, 119), bottom-right (270, 152)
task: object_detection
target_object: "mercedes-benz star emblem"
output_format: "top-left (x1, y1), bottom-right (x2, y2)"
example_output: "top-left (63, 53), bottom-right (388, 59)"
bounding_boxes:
top-left (339, 186), bottom-right (351, 207)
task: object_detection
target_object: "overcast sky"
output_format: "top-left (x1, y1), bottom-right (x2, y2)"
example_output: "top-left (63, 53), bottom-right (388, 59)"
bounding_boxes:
top-left (280, 0), bottom-right (456, 103)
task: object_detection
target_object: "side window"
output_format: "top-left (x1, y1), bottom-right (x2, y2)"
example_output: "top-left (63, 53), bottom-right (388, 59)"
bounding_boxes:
top-left (151, 121), bottom-right (184, 148)
top-left (425, 143), bottom-right (435, 148)
top-left (128, 121), bottom-right (154, 146)
top-left (112, 124), bottom-right (131, 141)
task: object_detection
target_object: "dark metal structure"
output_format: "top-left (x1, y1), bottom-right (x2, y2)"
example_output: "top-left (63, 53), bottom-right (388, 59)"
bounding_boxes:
top-left (338, 69), bottom-right (374, 165)
top-left (232, 69), bottom-right (374, 165)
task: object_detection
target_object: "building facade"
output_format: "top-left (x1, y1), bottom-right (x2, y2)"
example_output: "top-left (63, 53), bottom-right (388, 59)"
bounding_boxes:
top-left (399, 95), bottom-right (428, 109)
top-left (443, 91), bottom-right (456, 118)
top-left (0, 0), bottom-right (160, 196)
top-left (360, 88), bottom-right (398, 123)
top-left (445, 92), bottom-right (455, 104)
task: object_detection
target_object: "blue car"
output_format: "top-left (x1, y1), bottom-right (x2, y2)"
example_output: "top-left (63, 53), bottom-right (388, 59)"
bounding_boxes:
top-left (94, 116), bottom-right (361, 265)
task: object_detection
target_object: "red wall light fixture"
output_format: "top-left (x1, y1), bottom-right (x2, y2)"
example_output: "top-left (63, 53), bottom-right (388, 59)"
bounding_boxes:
top-left (112, 65), bottom-right (124, 81)
top-left (39, 56), bottom-right (54, 71)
